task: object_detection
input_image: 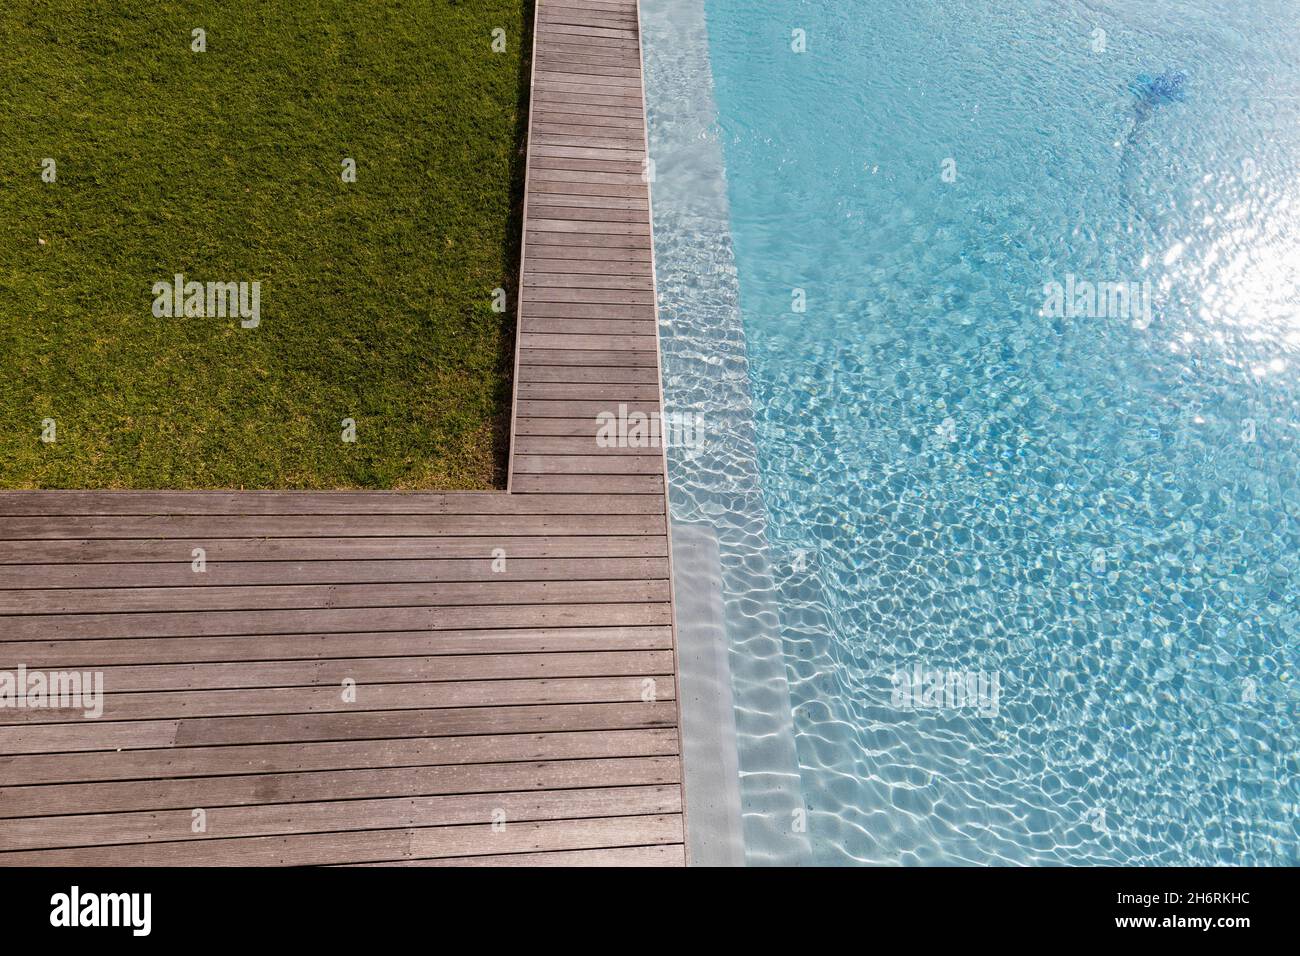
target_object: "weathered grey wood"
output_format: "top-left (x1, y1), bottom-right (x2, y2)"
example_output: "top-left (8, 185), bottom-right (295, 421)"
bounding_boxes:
top-left (371, 845), bottom-right (686, 867)
top-left (0, 578), bottom-right (670, 615)
top-left (519, 333), bottom-right (656, 352)
top-left (525, 272), bottom-right (653, 288)
top-left (519, 348), bottom-right (659, 366)
top-left (0, 815), bottom-right (685, 866)
top-left (514, 457), bottom-right (666, 476)
top-left (3, 758), bottom-right (678, 820)
top-left (0, 556), bottom-right (667, 590)
top-left (0, 513), bottom-right (662, 540)
top-left (537, 70), bottom-right (643, 89)
top-left (0, 491), bottom-right (662, 516)
top-left (527, 205), bottom-right (650, 224)
top-left (534, 91), bottom-right (643, 110)
top-left (514, 437), bottom-right (664, 457)
top-left (533, 119), bottom-right (644, 136)
top-left (522, 319), bottom-right (657, 337)
top-left (528, 194), bottom-right (649, 210)
top-left (537, 24), bottom-right (640, 41)
top-left (0, 627), bottom-right (673, 669)
top-left (522, 301), bottom-right (655, 317)
top-left (535, 63), bottom-right (643, 81)
top-left (524, 244), bottom-right (653, 264)
top-left (512, 474), bottom-right (665, 495)
top-left (530, 155), bottom-right (644, 174)
top-left (528, 160), bottom-right (645, 180)
top-left (527, 217), bottom-right (650, 235)
top-left (2, 651), bottom-right (674, 694)
top-left (517, 383), bottom-right (663, 399)
top-left (0, 677), bottom-right (677, 725)
top-left (534, 110), bottom-right (645, 129)
top-left (543, 13), bottom-right (637, 27)
top-left (519, 400), bottom-right (660, 417)
top-left (0, 786), bottom-right (681, 852)
top-left (1, 602), bottom-right (673, 641)
top-left (532, 143), bottom-right (646, 161)
top-left (0, 702), bottom-right (679, 757)
top-left (1, 727), bottom-right (679, 788)
top-left (0, 534), bottom-right (667, 564)
top-left (527, 232), bottom-right (650, 249)
top-left (517, 364), bottom-right (660, 383)
top-left (515, 417), bottom-right (635, 437)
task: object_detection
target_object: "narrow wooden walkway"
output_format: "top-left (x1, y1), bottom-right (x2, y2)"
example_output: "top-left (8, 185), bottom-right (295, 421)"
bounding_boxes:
top-left (510, 0), bottom-right (663, 496)
top-left (0, 0), bottom-right (683, 866)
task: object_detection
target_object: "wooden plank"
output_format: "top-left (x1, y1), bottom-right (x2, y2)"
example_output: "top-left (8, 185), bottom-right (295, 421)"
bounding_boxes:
top-left (533, 100), bottom-right (644, 120)
top-left (0, 627), bottom-right (673, 667)
top-left (542, 15), bottom-right (637, 30)
top-left (526, 204), bottom-right (650, 223)
top-left (0, 555), bottom-right (668, 589)
top-left (529, 181), bottom-right (652, 202)
top-left (368, 844), bottom-right (686, 867)
top-left (11, 651), bottom-right (675, 693)
top-left (0, 602), bottom-right (674, 641)
top-left (532, 32), bottom-right (640, 49)
top-left (530, 152), bottom-right (644, 171)
top-left (515, 417), bottom-right (622, 436)
top-left (512, 474), bottom-right (665, 494)
top-left (0, 578), bottom-right (670, 614)
top-left (0, 786), bottom-right (681, 852)
top-left (527, 234), bottom-right (650, 251)
top-left (518, 400), bottom-right (660, 418)
top-left (517, 364), bottom-right (659, 383)
top-left (541, 10), bottom-right (638, 27)
top-left (536, 68), bottom-right (643, 88)
top-left (531, 143), bottom-right (645, 161)
top-left (524, 245), bottom-right (653, 265)
top-left (527, 167), bottom-right (644, 185)
top-left (522, 319), bottom-right (657, 337)
top-left (526, 193), bottom-right (649, 209)
top-left (0, 491), bottom-right (661, 516)
top-left (0, 513), bottom-right (662, 540)
top-left (0, 676), bottom-right (676, 726)
top-left (536, 24), bottom-right (641, 41)
top-left (522, 301), bottom-right (655, 318)
top-left (533, 83), bottom-right (643, 105)
top-left (534, 60), bottom-right (642, 80)
top-left (0, 535), bottom-right (667, 564)
top-left (0, 815), bottom-right (685, 866)
top-left (524, 272), bottom-right (653, 289)
top-left (526, 217), bottom-right (650, 235)
top-left (544, 11), bottom-right (637, 26)
top-left (534, 91), bottom-right (643, 110)
top-left (518, 348), bottom-right (659, 366)
top-left (518, 333), bottom-right (656, 352)
top-left (514, 437), bottom-right (664, 457)
top-left (0, 727), bottom-right (679, 787)
top-left (514, 456), bottom-right (667, 476)
top-left (514, 374), bottom-right (660, 390)
top-left (0, 701), bottom-right (679, 756)
top-left (533, 110), bottom-right (645, 129)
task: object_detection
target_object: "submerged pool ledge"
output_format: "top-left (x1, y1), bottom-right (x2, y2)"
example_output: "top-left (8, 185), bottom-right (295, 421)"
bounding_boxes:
top-left (642, 0), bottom-right (811, 866)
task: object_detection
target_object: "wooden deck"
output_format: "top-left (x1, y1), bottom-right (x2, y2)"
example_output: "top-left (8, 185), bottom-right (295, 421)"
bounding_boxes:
top-left (0, 0), bottom-right (685, 866)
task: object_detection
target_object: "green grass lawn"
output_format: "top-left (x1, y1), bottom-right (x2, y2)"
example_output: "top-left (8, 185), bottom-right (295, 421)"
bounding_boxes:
top-left (0, 0), bottom-right (530, 489)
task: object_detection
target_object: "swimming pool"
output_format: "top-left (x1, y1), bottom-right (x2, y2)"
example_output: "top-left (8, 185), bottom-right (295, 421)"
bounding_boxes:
top-left (644, 0), bottom-right (1299, 864)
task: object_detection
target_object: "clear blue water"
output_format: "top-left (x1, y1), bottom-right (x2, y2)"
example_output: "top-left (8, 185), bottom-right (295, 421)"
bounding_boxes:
top-left (689, 0), bottom-right (1300, 864)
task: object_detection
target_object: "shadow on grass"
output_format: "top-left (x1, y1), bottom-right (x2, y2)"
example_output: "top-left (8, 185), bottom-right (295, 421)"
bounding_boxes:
top-left (490, 0), bottom-right (535, 488)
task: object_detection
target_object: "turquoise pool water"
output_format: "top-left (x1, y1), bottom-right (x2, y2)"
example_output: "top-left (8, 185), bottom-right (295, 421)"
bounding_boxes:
top-left (648, 0), bottom-right (1299, 864)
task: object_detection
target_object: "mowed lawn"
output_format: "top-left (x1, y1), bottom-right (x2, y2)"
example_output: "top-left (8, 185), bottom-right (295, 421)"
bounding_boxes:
top-left (0, 0), bottom-right (530, 488)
